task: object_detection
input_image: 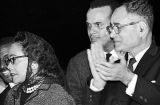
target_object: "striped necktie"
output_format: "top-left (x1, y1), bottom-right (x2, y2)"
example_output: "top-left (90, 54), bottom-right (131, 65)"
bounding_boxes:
top-left (128, 58), bottom-right (136, 72)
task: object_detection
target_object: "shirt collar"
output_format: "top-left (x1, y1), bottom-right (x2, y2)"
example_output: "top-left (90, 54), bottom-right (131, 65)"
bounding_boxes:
top-left (110, 50), bottom-right (118, 59)
top-left (9, 83), bottom-right (16, 88)
top-left (104, 49), bottom-right (119, 61)
top-left (129, 46), bottom-right (150, 63)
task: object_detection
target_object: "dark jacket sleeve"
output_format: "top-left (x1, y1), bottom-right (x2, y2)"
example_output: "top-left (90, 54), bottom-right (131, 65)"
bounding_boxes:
top-left (66, 58), bottom-right (85, 105)
top-left (85, 76), bottom-right (102, 105)
top-left (132, 76), bottom-right (160, 105)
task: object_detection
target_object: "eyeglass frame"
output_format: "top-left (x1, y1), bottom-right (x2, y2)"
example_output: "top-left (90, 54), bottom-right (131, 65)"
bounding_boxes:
top-left (106, 21), bottom-right (140, 34)
top-left (4, 55), bottom-right (28, 66)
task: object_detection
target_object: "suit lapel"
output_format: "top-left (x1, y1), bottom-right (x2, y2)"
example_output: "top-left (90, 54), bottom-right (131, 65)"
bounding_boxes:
top-left (119, 42), bottom-right (158, 105)
top-left (134, 42), bottom-right (158, 76)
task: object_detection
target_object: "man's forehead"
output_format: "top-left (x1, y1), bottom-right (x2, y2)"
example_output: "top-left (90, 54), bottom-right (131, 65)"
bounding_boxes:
top-left (87, 6), bottom-right (111, 23)
top-left (111, 6), bottom-right (128, 24)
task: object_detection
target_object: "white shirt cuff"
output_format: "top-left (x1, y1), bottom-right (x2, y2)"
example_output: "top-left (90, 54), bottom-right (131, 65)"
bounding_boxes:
top-left (90, 79), bottom-right (104, 92)
top-left (126, 74), bottom-right (138, 96)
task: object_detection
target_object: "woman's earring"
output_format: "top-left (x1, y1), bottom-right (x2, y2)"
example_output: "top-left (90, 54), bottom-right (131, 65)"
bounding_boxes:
top-left (31, 62), bottom-right (38, 70)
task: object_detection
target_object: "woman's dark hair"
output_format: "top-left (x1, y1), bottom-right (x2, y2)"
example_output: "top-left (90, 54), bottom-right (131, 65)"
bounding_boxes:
top-left (14, 31), bottom-right (64, 85)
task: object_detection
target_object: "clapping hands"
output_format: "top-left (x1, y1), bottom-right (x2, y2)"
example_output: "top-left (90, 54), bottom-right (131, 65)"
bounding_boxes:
top-left (87, 41), bottom-right (135, 88)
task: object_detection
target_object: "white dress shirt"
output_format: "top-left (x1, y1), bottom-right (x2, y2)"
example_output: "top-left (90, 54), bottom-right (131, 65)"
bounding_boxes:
top-left (90, 50), bottom-right (118, 91)
top-left (90, 47), bottom-right (150, 96)
top-left (126, 46), bottom-right (150, 96)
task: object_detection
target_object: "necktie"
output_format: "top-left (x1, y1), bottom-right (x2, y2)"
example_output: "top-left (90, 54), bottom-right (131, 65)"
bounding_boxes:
top-left (106, 53), bottom-right (112, 62)
top-left (125, 52), bottom-right (129, 62)
top-left (128, 58), bottom-right (136, 72)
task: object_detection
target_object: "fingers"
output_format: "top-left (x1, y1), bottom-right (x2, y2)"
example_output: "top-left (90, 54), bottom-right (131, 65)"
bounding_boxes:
top-left (95, 62), bottom-right (113, 81)
top-left (99, 73), bottom-right (110, 81)
top-left (95, 61), bottom-right (112, 68)
top-left (87, 49), bottom-right (99, 79)
top-left (87, 49), bottom-right (95, 71)
top-left (96, 67), bottom-right (110, 75)
top-left (90, 44), bottom-right (96, 62)
top-left (90, 42), bottom-right (105, 63)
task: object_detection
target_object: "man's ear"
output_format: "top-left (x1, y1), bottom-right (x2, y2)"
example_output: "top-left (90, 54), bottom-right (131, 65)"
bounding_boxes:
top-left (31, 61), bottom-right (39, 75)
top-left (138, 21), bottom-right (148, 38)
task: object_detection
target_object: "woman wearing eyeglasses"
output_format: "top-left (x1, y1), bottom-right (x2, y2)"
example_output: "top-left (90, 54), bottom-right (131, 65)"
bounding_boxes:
top-left (4, 32), bottom-right (75, 105)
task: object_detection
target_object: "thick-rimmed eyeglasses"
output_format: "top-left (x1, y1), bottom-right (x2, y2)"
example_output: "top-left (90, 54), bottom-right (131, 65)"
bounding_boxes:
top-left (4, 55), bottom-right (28, 66)
top-left (106, 21), bottom-right (140, 34)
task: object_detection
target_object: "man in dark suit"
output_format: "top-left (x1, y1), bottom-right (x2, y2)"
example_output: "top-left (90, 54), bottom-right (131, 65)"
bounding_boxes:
top-left (66, 0), bottom-right (121, 104)
top-left (87, 0), bottom-right (160, 105)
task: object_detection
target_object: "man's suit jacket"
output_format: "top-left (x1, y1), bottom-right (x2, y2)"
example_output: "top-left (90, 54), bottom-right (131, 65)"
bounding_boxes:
top-left (66, 50), bottom-right (92, 105)
top-left (86, 42), bottom-right (160, 105)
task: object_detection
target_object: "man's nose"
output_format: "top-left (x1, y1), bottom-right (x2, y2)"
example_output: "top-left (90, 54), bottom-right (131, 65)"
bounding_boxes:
top-left (7, 63), bottom-right (14, 72)
top-left (110, 30), bottom-right (116, 38)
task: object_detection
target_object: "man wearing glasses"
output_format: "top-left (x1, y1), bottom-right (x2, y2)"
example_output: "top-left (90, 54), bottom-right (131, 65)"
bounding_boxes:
top-left (87, 0), bottom-right (160, 105)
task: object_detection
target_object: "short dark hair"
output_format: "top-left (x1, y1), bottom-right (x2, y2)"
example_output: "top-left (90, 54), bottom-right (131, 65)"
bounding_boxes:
top-left (89, 0), bottom-right (121, 14)
top-left (123, 0), bottom-right (154, 30)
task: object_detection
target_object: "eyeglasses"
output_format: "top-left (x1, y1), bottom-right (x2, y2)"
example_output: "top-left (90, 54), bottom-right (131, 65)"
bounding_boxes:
top-left (4, 55), bottom-right (28, 66)
top-left (106, 21), bottom-right (140, 34)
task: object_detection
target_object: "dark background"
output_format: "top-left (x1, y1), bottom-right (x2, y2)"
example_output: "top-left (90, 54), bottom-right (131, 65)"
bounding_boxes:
top-left (0, 0), bottom-right (160, 72)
